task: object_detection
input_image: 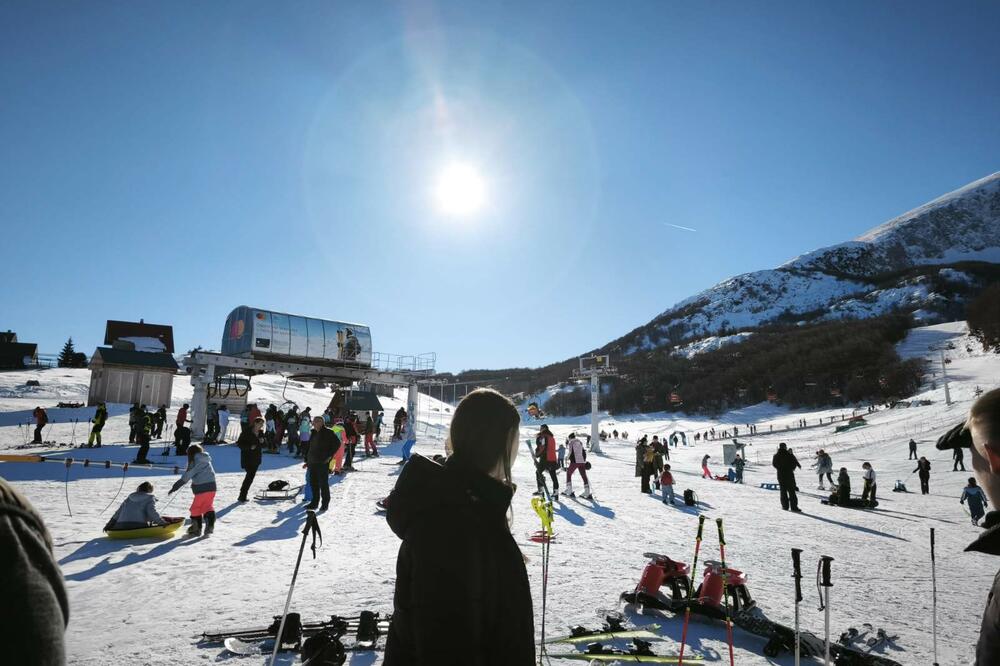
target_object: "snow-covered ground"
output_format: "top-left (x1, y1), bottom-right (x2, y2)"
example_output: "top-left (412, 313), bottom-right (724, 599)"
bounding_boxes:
top-left (1, 321), bottom-right (996, 665)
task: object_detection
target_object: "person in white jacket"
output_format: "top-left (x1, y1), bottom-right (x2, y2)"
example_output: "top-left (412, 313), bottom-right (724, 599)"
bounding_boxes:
top-left (170, 445), bottom-right (218, 536)
top-left (861, 461), bottom-right (877, 506)
top-left (105, 482), bottom-right (164, 530)
top-left (563, 433), bottom-right (593, 499)
top-left (218, 406), bottom-right (230, 444)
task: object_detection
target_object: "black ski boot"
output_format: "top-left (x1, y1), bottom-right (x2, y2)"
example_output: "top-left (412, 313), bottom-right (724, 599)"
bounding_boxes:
top-left (187, 516), bottom-right (203, 537)
top-left (204, 511), bottom-right (216, 535)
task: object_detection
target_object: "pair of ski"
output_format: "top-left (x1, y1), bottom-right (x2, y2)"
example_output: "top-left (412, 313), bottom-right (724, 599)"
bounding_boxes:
top-left (546, 619), bottom-right (701, 663)
top-left (200, 611), bottom-right (390, 644)
top-left (841, 624), bottom-right (900, 652)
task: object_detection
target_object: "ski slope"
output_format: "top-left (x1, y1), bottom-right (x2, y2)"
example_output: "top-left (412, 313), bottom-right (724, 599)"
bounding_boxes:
top-left (0, 321), bottom-right (996, 665)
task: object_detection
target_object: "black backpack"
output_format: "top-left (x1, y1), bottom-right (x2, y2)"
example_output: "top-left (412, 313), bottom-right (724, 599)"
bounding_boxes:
top-left (683, 489), bottom-right (697, 506)
top-left (268, 480), bottom-right (290, 491)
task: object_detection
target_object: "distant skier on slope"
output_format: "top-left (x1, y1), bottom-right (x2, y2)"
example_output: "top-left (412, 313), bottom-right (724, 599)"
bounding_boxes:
top-left (534, 425), bottom-right (560, 495)
top-left (701, 453), bottom-right (713, 479)
top-left (564, 432), bottom-right (592, 499)
top-left (771, 443), bottom-right (802, 512)
top-left (813, 449), bottom-right (834, 489)
top-left (908, 438), bottom-right (918, 460)
top-left (954, 446), bottom-right (967, 471)
top-left (962, 477), bottom-right (989, 526)
top-left (914, 457), bottom-right (932, 495)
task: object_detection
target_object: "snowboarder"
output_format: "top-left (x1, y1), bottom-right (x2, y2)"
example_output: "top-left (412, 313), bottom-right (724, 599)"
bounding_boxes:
top-left (383, 388), bottom-right (534, 666)
top-left (237, 417), bottom-right (265, 502)
top-left (908, 438), bottom-right (918, 460)
top-left (304, 416), bottom-right (340, 511)
top-left (733, 454), bottom-right (745, 484)
top-left (701, 454), bottom-right (713, 479)
top-left (105, 481), bottom-right (165, 530)
top-left (170, 445), bottom-right (218, 536)
top-left (217, 405), bottom-right (230, 444)
top-left (913, 457), bottom-right (932, 495)
top-left (813, 449), bottom-right (834, 489)
top-left (564, 433), bottom-right (592, 498)
top-left (660, 464), bottom-right (675, 504)
top-left (861, 462), bottom-right (877, 506)
top-left (87, 402), bottom-right (107, 447)
top-left (534, 425), bottom-right (560, 495)
top-left (954, 446), bottom-right (966, 471)
top-left (961, 477), bottom-right (989, 526)
top-left (772, 443), bottom-right (802, 512)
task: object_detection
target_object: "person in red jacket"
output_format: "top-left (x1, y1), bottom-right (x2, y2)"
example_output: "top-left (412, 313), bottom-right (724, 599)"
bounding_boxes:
top-left (533, 425), bottom-right (559, 496)
top-left (175, 404), bottom-right (189, 429)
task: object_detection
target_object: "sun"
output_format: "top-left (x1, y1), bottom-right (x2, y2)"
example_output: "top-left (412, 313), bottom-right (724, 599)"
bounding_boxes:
top-left (433, 162), bottom-right (487, 216)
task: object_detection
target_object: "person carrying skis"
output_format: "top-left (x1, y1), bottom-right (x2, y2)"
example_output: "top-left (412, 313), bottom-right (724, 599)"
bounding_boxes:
top-left (771, 443), bottom-right (801, 512)
top-left (534, 425), bottom-right (559, 495)
top-left (701, 453), bottom-right (713, 479)
top-left (861, 462), bottom-right (877, 506)
top-left (660, 464), bottom-right (676, 505)
top-left (936, 388), bottom-right (1000, 661)
top-left (564, 433), bottom-right (592, 499)
top-left (87, 402), bottom-right (107, 447)
top-left (105, 481), bottom-right (165, 531)
top-left (384, 388), bottom-right (534, 666)
top-left (305, 416), bottom-right (340, 511)
top-left (954, 446), bottom-right (966, 471)
top-left (962, 477), bottom-right (989, 526)
top-left (733, 454), bottom-right (745, 484)
top-left (908, 438), bottom-right (918, 460)
top-left (913, 457), bottom-right (932, 495)
top-left (237, 417), bottom-right (265, 502)
top-left (170, 445), bottom-right (218, 536)
top-left (813, 449), bottom-right (834, 489)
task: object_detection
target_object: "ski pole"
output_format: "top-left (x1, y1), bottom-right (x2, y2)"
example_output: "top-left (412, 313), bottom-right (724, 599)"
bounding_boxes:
top-left (677, 515), bottom-right (706, 666)
top-left (931, 528), bottom-right (939, 666)
top-left (717, 518), bottom-right (735, 666)
top-left (269, 510), bottom-right (321, 666)
top-left (792, 548), bottom-right (803, 666)
top-left (818, 556), bottom-right (834, 666)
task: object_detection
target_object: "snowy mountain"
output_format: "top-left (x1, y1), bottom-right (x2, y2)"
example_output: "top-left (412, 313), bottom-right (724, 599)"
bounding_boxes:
top-left (617, 172), bottom-right (1000, 355)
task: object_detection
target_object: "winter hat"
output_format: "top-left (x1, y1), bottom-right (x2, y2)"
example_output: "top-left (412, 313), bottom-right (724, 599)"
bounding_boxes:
top-left (936, 421), bottom-right (972, 450)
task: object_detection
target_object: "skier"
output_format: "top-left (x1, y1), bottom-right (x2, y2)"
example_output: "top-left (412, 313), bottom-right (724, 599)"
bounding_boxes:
top-left (772, 443), bottom-right (802, 512)
top-left (393, 407), bottom-right (406, 440)
top-left (133, 407), bottom-right (153, 464)
top-left (237, 417), bottom-right (265, 502)
top-left (936, 389), bottom-right (1000, 661)
top-left (153, 405), bottom-right (167, 439)
top-left (733, 454), bottom-right (745, 484)
top-left (913, 457), bottom-right (932, 495)
top-left (660, 464), bottom-right (676, 504)
top-left (105, 481), bottom-right (164, 530)
top-left (954, 446), bottom-right (967, 471)
top-left (375, 410), bottom-right (384, 441)
top-left (701, 453), bottom-right (713, 479)
top-left (127, 403), bottom-right (139, 443)
top-left (170, 445), bottom-right (218, 536)
top-left (304, 416), bottom-right (340, 511)
top-left (908, 438), bottom-right (918, 460)
top-left (0, 477), bottom-right (69, 665)
top-left (30, 406), bottom-right (48, 444)
top-left (564, 433), bottom-right (592, 499)
top-left (364, 411), bottom-right (378, 457)
top-left (861, 462), bottom-right (877, 507)
top-left (534, 425), bottom-right (559, 495)
top-left (814, 449), bottom-right (834, 489)
top-left (87, 401), bottom-right (107, 447)
top-left (174, 420), bottom-right (191, 456)
top-left (217, 405), bottom-right (230, 444)
top-left (384, 389), bottom-right (534, 666)
top-left (962, 477), bottom-right (989, 526)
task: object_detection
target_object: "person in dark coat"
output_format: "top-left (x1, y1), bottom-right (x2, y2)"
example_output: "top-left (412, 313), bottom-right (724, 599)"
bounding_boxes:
top-left (237, 418), bottom-right (266, 502)
top-left (771, 443), bottom-right (802, 512)
top-left (384, 388), bottom-right (534, 666)
top-left (954, 446), bottom-right (967, 471)
top-left (0, 477), bottom-right (69, 665)
top-left (908, 438), bottom-right (918, 460)
top-left (304, 417), bottom-right (340, 511)
top-left (833, 467), bottom-right (851, 505)
top-left (937, 389), bottom-right (1000, 664)
top-left (913, 457), bottom-right (931, 495)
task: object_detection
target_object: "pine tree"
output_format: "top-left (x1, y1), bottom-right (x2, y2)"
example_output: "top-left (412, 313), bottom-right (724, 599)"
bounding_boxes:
top-left (57, 338), bottom-right (76, 368)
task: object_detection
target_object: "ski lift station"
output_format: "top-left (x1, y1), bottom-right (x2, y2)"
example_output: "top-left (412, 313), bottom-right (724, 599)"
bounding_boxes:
top-left (181, 306), bottom-right (436, 438)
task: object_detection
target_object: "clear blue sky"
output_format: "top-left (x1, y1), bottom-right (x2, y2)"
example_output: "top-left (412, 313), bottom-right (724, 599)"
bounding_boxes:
top-left (2, 1), bottom-right (998, 372)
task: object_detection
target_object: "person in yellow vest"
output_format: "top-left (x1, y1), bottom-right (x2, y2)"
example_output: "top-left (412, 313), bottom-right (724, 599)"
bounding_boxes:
top-left (330, 418), bottom-right (348, 475)
top-left (87, 402), bottom-right (108, 447)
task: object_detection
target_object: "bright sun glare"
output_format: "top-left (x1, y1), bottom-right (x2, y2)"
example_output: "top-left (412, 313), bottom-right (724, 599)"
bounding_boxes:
top-left (434, 163), bottom-right (487, 216)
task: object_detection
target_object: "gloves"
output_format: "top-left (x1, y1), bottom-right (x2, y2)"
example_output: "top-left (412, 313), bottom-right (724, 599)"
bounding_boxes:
top-left (170, 480), bottom-right (183, 494)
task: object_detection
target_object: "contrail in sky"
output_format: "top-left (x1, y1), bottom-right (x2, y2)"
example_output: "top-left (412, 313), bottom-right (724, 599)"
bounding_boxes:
top-left (664, 222), bottom-right (698, 232)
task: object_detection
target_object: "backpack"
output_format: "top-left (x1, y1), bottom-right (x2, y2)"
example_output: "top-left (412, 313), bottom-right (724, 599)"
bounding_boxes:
top-left (683, 489), bottom-right (697, 506)
top-left (268, 480), bottom-right (290, 491)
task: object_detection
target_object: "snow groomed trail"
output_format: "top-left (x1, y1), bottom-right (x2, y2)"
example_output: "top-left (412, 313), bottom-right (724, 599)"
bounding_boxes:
top-left (0, 321), bottom-right (994, 665)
